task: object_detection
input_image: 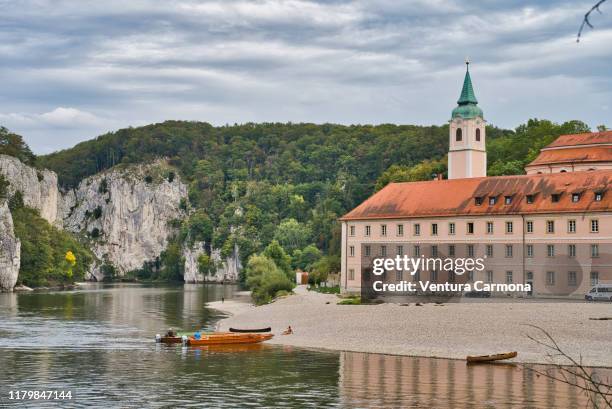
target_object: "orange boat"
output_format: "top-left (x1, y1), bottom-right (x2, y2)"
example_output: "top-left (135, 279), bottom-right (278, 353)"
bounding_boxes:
top-left (186, 332), bottom-right (273, 346)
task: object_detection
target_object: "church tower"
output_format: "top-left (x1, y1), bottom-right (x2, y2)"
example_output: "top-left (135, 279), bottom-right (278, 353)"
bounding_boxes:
top-left (448, 61), bottom-right (486, 179)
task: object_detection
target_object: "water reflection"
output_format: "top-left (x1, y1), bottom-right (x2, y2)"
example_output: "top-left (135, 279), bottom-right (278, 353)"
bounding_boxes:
top-left (338, 352), bottom-right (609, 408)
top-left (0, 284), bottom-right (609, 408)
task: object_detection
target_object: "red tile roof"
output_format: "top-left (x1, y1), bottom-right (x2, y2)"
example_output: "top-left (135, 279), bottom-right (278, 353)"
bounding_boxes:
top-left (339, 170), bottom-right (611, 220)
top-left (527, 146), bottom-right (612, 166)
top-left (544, 131), bottom-right (612, 149)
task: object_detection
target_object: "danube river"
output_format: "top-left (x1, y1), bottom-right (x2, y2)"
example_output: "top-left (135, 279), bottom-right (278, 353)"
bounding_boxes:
top-left (0, 284), bottom-right (608, 408)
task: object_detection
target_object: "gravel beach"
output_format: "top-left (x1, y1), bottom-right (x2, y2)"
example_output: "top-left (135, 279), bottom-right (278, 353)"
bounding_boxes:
top-left (208, 286), bottom-right (612, 367)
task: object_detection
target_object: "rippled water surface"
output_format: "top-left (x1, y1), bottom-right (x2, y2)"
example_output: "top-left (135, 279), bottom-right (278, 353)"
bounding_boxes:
top-left (0, 284), bottom-right (609, 408)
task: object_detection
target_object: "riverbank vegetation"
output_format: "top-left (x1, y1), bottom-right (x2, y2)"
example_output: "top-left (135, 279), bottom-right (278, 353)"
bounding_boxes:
top-left (10, 197), bottom-right (94, 287)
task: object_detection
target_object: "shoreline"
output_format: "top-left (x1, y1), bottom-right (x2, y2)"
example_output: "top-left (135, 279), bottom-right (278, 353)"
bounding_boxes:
top-left (208, 286), bottom-right (612, 368)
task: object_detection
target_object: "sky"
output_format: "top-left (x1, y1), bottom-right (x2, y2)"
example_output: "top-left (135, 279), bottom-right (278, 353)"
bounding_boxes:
top-left (0, 0), bottom-right (610, 154)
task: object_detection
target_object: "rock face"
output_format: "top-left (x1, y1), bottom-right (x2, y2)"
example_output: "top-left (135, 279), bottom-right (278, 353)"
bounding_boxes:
top-left (0, 154), bottom-right (61, 225)
top-left (62, 161), bottom-right (188, 277)
top-left (183, 241), bottom-right (241, 283)
top-left (0, 202), bottom-right (21, 292)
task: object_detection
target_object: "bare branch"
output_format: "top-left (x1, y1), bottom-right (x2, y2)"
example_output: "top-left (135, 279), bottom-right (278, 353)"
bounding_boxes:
top-left (578, 0), bottom-right (608, 42)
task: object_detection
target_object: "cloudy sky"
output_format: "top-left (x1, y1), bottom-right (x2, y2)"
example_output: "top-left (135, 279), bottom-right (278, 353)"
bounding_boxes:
top-left (0, 0), bottom-right (610, 154)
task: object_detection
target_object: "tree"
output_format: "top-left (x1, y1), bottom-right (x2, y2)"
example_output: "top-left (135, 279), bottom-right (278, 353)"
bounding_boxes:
top-left (0, 174), bottom-right (9, 200)
top-left (197, 254), bottom-right (214, 276)
top-left (292, 244), bottom-right (322, 271)
top-left (263, 240), bottom-right (293, 279)
top-left (273, 218), bottom-right (311, 253)
top-left (0, 127), bottom-right (35, 165)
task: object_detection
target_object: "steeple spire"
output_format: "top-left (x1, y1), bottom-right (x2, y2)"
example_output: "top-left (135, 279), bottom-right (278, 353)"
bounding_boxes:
top-left (457, 59), bottom-right (478, 105)
top-left (451, 60), bottom-right (483, 119)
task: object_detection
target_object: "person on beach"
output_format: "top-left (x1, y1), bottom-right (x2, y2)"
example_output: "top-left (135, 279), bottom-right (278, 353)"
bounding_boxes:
top-left (194, 330), bottom-right (201, 340)
top-left (282, 326), bottom-right (293, 335)
top-left (166, 328), bottom-right (175, 337)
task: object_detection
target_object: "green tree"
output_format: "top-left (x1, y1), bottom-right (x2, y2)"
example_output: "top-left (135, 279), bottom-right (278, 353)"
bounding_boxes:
top-left (263, 240), bottom-right (293, 278)
top-left (245, 254), bottom-right (294, 305)
top-left (273, 218), bottom-right (311, 253)
top-left (0, 127), bottom-right (35, 165)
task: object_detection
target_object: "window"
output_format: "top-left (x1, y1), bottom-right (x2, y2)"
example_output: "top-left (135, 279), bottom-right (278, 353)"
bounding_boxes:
top-left (572, 193), bottom-right (580, 202)
top-left (396, 270), bottom-right (403, 281)
top-left (449, 245), bottom-right (455, 257)
top-left (364, 245), bottom-right (371, 257)
top-left (397, 224), bottom-right (404, 236)
top-left (551, 193), bottom-right (560, 203)
top-left (448, 223), bottom-right (455, 235)
top-left (413, 245), bottom-right (420, 257)
top-left (467, 244), bottom-right (474, 257)
top-left (486, 245), bottom-right (494, 257)
top-left (526, 271), bottom-right (533, 280)
top-left (568, 220), bottom-right (576, 233)
top-left (456, 128), bottom-right (462, 141)
top-left (546, 271), bottom-right (555, 286)
top-left (397, 245), bottom-right (404, 256)
top-left (506, 221), bottom-right (513, 234)
top-left (526, 221), bottom-right (534, 233)
top-left (526, 244), bottom-right (533, 258)
top-left (349, 246), bottom-right (355, 257)
top-left (486, 221), bottom-right (494, 234)
top-left (381, 246), bottom-right (387, 257)
top-left (591, 219), bottom-right (599, 233)
top-left (475, 197), bottom-right (483, 206)
top-left (595, 192), bottom-right (603, 201)
top-left (504, 196), bottom-right (513, 205)
top-left (591, 244), bottom-right (599, 258)
top-left (591, 271), bottom-right (599, 286)
top-left (349, 225), bottom-right (355, 236)
top-left (431, 245), bottom-right (438, 257)
top-left (431, 223), bottom-right (438, 236)
top-left (568, 271), bottom-right (577, 287)
top-left (467, 222), bottom-right (474, 234)
top-left (547, 245), bottom-right (555, 257)
top-left (381, 224), bottom-right (387, 236)
top-left (489, 196), bottom-right (497, 205)
top-left (526, 195), bottom-right (534, 204)
top-left (505, 245), bottom-right (513, 258)
top-left (349, 269), bottom-right (355, 280)
top-left (506, 271), bottom-right (513, 284)
top-left (468, 270), bottom-right (474, 281)
top-left (568, 244), bottom-right (576, 258)
top-left (546, 220), bottom-right (555, 234)
top-left (431, 270), bottom-right (438, 281)
top-left (486, 270), bottom-right (493, 283)
top-left (475, 128), bottom-right (481, 141)
top-left (365, 225), bottom-right (371, 237)
top-left (414, 224), bottom-right (421, 236)
top-left (413, 270), bottom-right (420, 282)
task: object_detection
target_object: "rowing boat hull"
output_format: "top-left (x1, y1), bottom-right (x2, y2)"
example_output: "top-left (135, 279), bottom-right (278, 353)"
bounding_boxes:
top-left (466, 351), bottom-right (518, 363)
top-left (229, 327), bottom-right (271, 333)
top-left (187, 333), bottom-right (273, 346)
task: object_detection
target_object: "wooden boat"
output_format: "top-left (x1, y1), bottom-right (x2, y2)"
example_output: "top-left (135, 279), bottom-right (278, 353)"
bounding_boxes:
top-left (229, 327), bottom-right (271, 333)
top-left (159, 336), bottom-right (183, 344)
top-left (187, 332), bottom-right (273, 346)
top-left (466, 351), bottom-right (518, 363)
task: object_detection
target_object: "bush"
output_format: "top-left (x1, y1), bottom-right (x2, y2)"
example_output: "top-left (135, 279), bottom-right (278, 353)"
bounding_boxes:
top-left (90, 228), bottom-right (101, 238)
top-left (337, 297), bottom-right (361, 305)
top-left (98, 178), bottom-right (108, 194)
top-left (93, 206), bottom-right (103, 219)
top-left (144, 175), bottom-right (153, 184)
top-left (246, 254), bottom-right (294, 305)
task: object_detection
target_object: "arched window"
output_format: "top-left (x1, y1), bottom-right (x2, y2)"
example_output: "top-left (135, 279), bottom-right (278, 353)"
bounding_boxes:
top-left (560, 169), bottom-right (567, 173)
top-left (456, 128), bottom-right (462, 141)
top-left (475, 128), bottom-right (481, 141)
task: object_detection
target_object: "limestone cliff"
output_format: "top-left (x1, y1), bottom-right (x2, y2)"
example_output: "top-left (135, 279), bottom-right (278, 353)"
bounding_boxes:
top-left (0, 154), bottom-right (61, 225)
top-left (183, 241), bottom-right (241, 283)
top-left (0, 202), bottom-right (21, 292)
top-left (62, 161), bottom-right (188, 278)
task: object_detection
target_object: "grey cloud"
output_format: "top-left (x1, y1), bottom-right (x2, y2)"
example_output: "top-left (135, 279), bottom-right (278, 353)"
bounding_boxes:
top-left (0, 0), bottom-right (610, 153)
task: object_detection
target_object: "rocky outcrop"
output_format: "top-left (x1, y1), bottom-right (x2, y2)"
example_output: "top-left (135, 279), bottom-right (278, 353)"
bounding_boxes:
top-left (0, 202), bottom-right (21, 292)
top-left (183, 241), bottom-right (241, 283)
top-left (62, 161), bottom-right (187, 276)
top-left (0, 154), bottom-right (61, 225)
top-left (183, 241), bottom-right (206, 283)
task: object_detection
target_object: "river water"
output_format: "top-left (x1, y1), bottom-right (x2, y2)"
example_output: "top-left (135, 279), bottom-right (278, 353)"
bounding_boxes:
top-left (0, 283), bottom-right (608, 408)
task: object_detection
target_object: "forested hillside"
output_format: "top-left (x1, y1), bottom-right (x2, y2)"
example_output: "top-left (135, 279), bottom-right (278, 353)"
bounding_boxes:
top-left (37, 119), bottom-right (591, 282)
